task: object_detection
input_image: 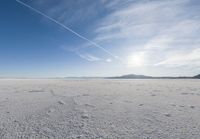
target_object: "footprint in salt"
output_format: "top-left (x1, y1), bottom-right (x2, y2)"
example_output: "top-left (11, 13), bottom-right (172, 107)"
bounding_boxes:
top-left (170, 103), bottom-right (176, 107)
top-left (81, 114), bottom-right (89, 119)
top-left (58, 100), bottom-right (65, 105)
top-left (82, 94), bottom-right (90, 96)
top-left (164, 113), bottom-right (171, 117)
top-left (48, 108), bottom-right (55, 113)
top-left (190, 106), bottom-right (195, 109)
top-left (84, 104), bottom-right (95, 108)
top-left (76, 135), bottom-right (84, 139)
top-left (81, 111), bottom-right (89, 119)
top-left (139, 104), bottom-right (144, 106)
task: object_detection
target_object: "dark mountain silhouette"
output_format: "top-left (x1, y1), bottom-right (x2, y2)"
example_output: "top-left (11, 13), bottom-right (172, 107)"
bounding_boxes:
top-left (108, 74), bottom-right (153, 79)
top-left (194, 74), bottom-right (200, 79)
top-left (107, 74), bottom-right (200, 79)
top-left (64, 74), bottom-right (200, 79)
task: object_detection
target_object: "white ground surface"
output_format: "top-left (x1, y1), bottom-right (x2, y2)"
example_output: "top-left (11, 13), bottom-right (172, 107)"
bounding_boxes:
top-left (0, 79), bottom-right (200, 139)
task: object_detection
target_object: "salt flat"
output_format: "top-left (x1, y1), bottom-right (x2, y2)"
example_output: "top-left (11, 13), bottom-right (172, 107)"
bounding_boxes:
top-left (0, 79), bottom-right (200, 139)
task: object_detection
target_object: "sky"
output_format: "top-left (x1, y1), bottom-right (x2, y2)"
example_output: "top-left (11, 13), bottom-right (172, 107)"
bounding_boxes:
top-left (0, 0), bottom-right (200, 78)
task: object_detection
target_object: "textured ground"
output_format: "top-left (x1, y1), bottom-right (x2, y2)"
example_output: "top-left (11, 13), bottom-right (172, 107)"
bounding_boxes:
top-left (0, 79), bottom-right (200, 139)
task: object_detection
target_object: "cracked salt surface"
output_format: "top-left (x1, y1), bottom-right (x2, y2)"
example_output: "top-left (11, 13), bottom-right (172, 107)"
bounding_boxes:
top-left (0, 79), bottom-right (200, 138)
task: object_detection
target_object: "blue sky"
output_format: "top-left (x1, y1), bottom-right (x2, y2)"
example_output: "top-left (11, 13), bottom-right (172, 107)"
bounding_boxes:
top-left (0, 0), bottom-right (200, 77)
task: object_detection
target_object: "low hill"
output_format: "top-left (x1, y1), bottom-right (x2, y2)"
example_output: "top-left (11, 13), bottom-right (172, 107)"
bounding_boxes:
top-left (193, 74), bottom-right (200, 79)
top-left (108, 74), bottom-right (153, 79)
top-left (108, 74), bottom-right (200, 79)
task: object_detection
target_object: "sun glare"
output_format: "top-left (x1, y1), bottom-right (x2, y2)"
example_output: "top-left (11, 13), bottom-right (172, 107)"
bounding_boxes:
top-left (127, 52), bottom-right (145, 67)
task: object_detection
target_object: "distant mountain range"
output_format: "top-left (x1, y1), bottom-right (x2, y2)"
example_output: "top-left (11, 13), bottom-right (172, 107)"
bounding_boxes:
top-left (63, 74), bottom-right (200, 79)
top-left (1, 74), bottom-right (199, 79)
top-left (107, 74), bottom-right (200, 79)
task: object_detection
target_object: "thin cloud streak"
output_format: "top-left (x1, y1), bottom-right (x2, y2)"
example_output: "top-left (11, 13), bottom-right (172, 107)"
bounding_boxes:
top-left (76, 52), bottom-right (101, 62)
top-left (16, 0), bottom-right (121, 62)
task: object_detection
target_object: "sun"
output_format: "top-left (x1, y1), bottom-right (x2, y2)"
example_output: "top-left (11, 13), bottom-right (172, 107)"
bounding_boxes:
top-left (127, 52), bottom-right (145, 67)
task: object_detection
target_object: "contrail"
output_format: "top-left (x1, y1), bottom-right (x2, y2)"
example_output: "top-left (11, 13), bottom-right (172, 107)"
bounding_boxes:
top-left (16, 0), bottom-right (122, 62)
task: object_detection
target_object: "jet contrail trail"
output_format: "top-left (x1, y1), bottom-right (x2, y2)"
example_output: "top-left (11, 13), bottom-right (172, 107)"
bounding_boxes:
top-left (16, 0), bottom-right (122, 62)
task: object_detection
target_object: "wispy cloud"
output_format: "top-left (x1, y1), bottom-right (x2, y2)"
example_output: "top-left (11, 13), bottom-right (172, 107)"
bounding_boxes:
top-left (31, 0), bottom-right (101, 26)
top-left (61, 44), bottom-right (99, 62)
top-left (156, 48), bottom-right (200, 68)
top-left (22, 0), bottom-right (200, 74)
top-left (76, 52), bottom-right (101, 62)
top-left (93, 0), bottom-right (200, 69)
